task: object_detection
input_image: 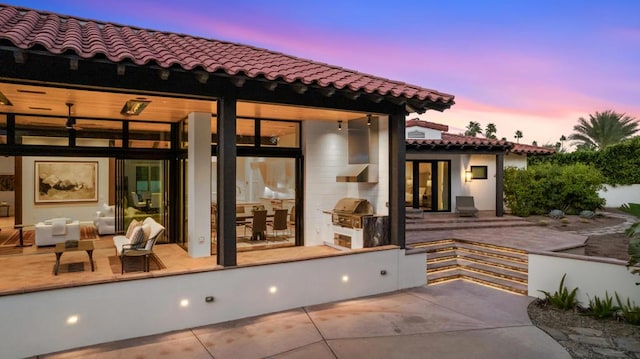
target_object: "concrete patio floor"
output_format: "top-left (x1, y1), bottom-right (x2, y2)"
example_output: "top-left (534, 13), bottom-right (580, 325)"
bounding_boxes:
top-left (38, 281), bottom-right (570, 359)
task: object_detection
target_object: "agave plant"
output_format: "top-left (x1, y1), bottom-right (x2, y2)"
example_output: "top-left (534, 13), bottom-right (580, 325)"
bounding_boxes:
top-left (538, 274), bottom-right (578, 310)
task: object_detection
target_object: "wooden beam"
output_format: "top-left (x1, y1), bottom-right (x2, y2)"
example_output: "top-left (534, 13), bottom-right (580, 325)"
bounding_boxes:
top-left (195, 71), bottom-right (209, 84)
top-left (69, 57), bottom-right (79, 70)
top-left (263, 82), bottom-right (277, 91)
top-left (366, 93), bottom-right (384, 103)
top-left (13, 50), bottom-right (26, 64)
top-left (159, 69), bottom-right (170, 80)
top-left (230, 76), bottom-right (245, 88)
top-left (318, 87), bottom-right (335, 97)
top-left (342, 90), bottom-right (360, 100)
top-left (291, 83), bottom-right (307, 94)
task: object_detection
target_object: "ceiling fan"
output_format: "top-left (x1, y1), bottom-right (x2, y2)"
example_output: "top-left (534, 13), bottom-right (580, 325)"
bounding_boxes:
top-left (65, 102), bottom-right (81, 130)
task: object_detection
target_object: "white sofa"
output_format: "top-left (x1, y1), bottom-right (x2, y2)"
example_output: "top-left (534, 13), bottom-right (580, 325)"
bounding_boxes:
top-left (93, 204), bottom-right (115, 235)
top-left (34, 218), bottom-right (81, 246)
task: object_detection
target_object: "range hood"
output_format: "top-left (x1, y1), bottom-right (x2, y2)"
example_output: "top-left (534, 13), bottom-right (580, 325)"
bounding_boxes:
top-left (336, 164), bottom-right (370, 182)
top-left (336, 117), bottom-right (378, 183)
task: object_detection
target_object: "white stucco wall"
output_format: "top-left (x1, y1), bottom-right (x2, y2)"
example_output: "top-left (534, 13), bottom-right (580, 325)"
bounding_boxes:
top-left (505, 153), bottom-right (527, 169)
top-left (599, 184), bottom-right (640, 207)
top-left (22, 156), bottom-right (110, 224)
top-left (0, 248), bottom-right (426, 359)
top-left (303, 117), bottom-right (389, 246)
top-left (465, 154), bottom-right (497, 211)
top-left (528, 252), bottom-right (639, 306)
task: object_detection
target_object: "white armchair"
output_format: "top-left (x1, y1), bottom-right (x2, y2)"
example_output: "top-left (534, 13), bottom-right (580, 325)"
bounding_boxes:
top-left (34, 218), bottom-right (81, 246)
top-left (94, 204), bottom-right (115, 235)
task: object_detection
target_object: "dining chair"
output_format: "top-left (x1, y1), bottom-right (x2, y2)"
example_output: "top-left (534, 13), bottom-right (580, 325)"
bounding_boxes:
top-left (246, 209), bottom-right (267, 241)
top-left (270, 209), bottom-right (289, 240)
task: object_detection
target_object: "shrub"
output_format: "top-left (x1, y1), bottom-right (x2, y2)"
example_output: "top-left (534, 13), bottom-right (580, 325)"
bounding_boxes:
top-left (615, 292), bottom-right (640, 325)
top-left (538, 274), bottom-right (578, 310)
top-left (538, 220), bottom-right (548, 226)
top-left (529, 136), bottom-right (640, 185)
top-left (504, 163), bottom-right (605, 217)
top-left (584, 292), bottom-right (618, 319)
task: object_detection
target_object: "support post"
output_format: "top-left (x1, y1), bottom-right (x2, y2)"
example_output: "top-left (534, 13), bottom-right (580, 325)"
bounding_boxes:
top-left (388, 112), bottom-right (406, 248)
top-left (496, 153), bottom-right (504, 217)
top-left (216, 94), bottom-right (238, 266)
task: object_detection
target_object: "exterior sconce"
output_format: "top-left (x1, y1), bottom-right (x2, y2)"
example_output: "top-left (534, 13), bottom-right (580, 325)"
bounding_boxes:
top-left (338, 120), bottom-right (343, 130)
top-left (367, 114), bottom-right (372, 126)
top-left (465, 170), bottom-right (473, 182)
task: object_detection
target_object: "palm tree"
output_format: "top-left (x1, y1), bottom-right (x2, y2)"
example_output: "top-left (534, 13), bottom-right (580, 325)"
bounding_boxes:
top-left (569, 110), bottom-right (638, 150)
top-left (464, 121), bottom-right (482, 137)
top-left (559, 135), bottom-right (567, 152)
top-left (514, 130), bottom-right (523, 143)
top-left (485, 123), bottom-right (497, 139)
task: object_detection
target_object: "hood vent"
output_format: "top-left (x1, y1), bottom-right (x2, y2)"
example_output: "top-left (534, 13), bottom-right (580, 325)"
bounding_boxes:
top-left (336, 116), bottom-right (378, 183)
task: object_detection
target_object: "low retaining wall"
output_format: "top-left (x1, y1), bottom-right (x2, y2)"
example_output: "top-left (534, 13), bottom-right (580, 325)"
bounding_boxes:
top-left (599, 184), bottom-right (640, 207)
top-left (528, 251), bottom-right (639, 306)
top-left (0, 248), bottom-right (426, 358)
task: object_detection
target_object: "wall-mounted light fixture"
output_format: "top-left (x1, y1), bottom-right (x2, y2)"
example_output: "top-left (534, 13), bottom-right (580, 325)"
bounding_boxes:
top-left (465, 170), bottom-right (473, 183)
top-left (367, 114), bottom-right (372, 126)
top-left (338, 120), bottom-right (343, 131)
top-left (120, 98), bottom-right (151, 116)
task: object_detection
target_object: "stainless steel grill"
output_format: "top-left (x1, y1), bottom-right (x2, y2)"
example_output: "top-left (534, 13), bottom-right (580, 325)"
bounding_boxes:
top-left (331, 197), bottom-right (374, 229)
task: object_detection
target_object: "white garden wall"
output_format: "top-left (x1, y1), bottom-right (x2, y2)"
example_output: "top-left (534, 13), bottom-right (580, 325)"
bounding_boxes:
top-left (599, 184), bottom-right (640, 207)
top-left (528, 251), bottom-right (639, 306)
top-left (0, 248), bottom-right (426, 359)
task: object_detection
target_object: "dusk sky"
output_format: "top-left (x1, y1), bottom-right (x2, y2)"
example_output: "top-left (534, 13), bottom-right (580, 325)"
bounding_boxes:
top-left (11, 0), bottom-right (640, 147)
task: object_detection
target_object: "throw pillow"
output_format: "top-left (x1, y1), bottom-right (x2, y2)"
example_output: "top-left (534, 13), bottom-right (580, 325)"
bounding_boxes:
top-left (141, 223), bottom-right (152, 240)
top-left (125, 219), bottom-right (140, 238)
top-left (129, 226), bottom-right (147, 246)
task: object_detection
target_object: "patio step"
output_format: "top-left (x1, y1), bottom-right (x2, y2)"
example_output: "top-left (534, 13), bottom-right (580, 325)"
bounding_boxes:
top-left (420, 239), bottom-right (529, 295)
top-left (407, 219), bottom-right (535, 232)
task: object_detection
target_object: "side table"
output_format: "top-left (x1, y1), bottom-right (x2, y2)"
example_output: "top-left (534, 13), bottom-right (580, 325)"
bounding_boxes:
top-left (14, 224), bottom-right (33, 248)
top-left (0, 203), bottom-right (9, 217)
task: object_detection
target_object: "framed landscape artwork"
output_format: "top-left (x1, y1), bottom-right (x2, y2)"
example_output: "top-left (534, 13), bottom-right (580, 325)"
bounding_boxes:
top-left (35, 161), bottom-right (98, 203)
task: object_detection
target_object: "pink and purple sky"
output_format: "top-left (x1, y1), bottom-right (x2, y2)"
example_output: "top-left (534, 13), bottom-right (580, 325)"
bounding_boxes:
top-left (11, 0), bottom-right (640, 147)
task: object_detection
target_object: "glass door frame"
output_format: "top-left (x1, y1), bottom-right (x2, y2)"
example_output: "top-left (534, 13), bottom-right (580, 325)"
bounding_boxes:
top-left (406, 159), bottom-right (451, 212)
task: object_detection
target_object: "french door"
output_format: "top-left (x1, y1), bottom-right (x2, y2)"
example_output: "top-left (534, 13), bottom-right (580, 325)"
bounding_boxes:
top-left (405, 160), bottom-right (451, 212)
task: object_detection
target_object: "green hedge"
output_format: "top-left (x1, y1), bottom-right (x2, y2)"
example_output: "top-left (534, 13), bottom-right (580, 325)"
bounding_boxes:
top-left (504, 163), bottom-right (606, 216)
top-left (529, 137), bottom-right (640, 185)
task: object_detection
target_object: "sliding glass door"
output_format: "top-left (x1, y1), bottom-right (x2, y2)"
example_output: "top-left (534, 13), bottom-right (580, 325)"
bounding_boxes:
top-left (116, 159), bottom-right (169, 239)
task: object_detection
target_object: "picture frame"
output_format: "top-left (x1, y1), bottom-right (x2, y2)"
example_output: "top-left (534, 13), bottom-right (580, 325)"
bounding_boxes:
top-left (35, 161), bottom-right (98, 203)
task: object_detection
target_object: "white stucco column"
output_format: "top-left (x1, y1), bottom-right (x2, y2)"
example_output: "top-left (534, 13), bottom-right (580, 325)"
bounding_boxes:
top-left (187, 112), bottom-right (211, 258)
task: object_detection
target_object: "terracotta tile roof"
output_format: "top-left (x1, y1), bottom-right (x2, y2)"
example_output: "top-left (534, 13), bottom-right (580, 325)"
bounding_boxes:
top-left (0, 5), bottom-right (455, 112)
top-left (407, 132), bottom-right (513, 151)
top-left (511, 143), bottom-right (556, 155)
top-left (407, 132), bottom-right (556, 155)
top-left (406, 118), bottom-right (449, 132)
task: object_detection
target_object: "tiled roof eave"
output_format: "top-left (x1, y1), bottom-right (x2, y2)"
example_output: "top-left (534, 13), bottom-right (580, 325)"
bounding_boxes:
top-left (0, 5), bottom-right (455, 113)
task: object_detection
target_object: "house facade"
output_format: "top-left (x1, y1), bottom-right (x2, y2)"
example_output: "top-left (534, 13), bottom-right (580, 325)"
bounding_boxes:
top-left (405, 119), bottom-right (554, 214)
top-left (0, 5), bottom-right (455, 357)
